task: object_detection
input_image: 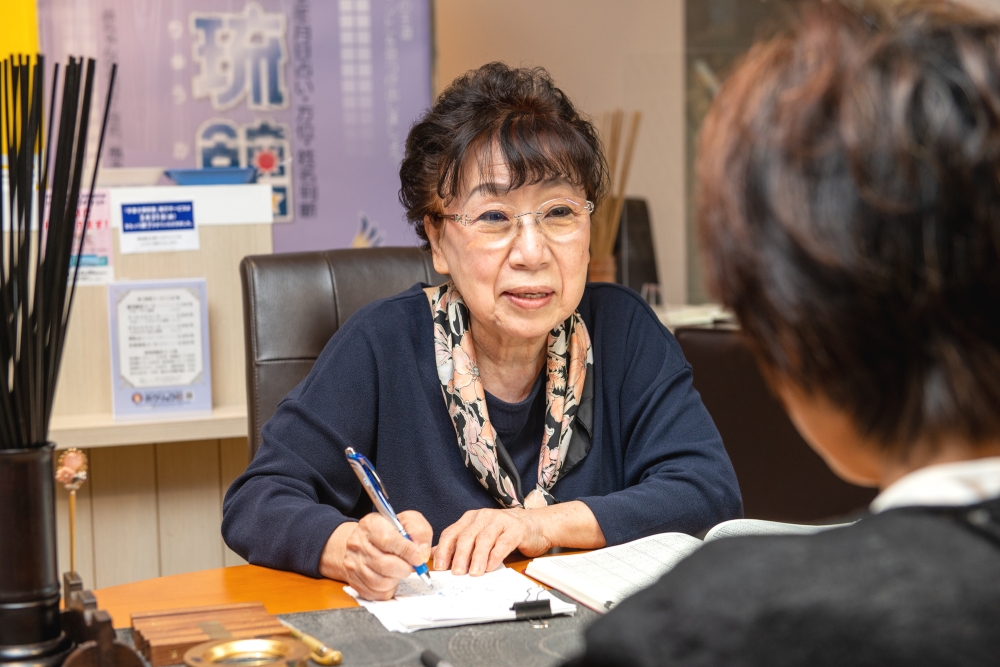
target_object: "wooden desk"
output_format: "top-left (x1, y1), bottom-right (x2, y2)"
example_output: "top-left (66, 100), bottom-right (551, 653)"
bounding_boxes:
top-left (95, 561), bottom-right (535, 630)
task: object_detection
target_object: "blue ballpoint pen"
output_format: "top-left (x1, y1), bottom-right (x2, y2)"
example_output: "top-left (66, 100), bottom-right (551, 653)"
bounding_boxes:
top-left (344, 447), bottom-right (433, 585)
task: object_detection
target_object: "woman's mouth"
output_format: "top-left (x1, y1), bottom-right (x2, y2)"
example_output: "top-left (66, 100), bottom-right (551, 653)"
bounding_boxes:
top-left (502, 290), bottom-right (555, 310)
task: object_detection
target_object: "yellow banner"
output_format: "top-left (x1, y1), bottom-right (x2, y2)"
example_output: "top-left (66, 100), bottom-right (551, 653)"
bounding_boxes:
top-left (0, 0), bottom-right (40, 56)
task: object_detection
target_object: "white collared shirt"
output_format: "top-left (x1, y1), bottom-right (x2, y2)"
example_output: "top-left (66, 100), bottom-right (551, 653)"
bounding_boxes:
top-left (870, 456), bottom-right (1000, 513)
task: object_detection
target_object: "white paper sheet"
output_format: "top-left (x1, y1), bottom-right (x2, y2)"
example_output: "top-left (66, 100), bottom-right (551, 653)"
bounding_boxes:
top-left (345, 567), bottom-right (576, 633)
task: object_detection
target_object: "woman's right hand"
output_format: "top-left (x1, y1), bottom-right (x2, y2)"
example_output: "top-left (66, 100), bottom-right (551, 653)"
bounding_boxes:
top-left (319, 510), bottom-right (432, 600)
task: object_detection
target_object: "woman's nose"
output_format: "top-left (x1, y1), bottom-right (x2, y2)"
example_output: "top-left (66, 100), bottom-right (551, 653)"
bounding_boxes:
top-left (509, 215), bottom-right (548, 266)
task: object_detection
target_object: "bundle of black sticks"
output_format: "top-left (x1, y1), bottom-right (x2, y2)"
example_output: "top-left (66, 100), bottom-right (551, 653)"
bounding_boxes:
top-left (0, 54), bottom-right (116, 450)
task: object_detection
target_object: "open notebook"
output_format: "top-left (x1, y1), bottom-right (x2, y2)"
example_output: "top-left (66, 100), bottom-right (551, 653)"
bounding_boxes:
top-left (525, 518), bottom-right (851, 613)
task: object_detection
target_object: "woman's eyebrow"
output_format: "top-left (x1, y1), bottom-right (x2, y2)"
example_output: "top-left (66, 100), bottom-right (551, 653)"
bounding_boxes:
top-left (466, 177), bottom-right (574, 200)
top-left (466, 182), bottom-right (510, 199)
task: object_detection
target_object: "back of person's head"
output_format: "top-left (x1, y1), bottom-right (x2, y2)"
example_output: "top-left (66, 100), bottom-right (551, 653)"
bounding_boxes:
top-left (697, 0), bottom-right (1000, 454)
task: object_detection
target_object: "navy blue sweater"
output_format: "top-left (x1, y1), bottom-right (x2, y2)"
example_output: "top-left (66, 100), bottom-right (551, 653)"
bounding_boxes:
top-left (222, 283), bottom-right (742, 577)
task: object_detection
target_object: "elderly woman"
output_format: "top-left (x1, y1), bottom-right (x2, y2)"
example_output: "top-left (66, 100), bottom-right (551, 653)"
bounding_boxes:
top-left (222, 63), bottom-right (741, 600)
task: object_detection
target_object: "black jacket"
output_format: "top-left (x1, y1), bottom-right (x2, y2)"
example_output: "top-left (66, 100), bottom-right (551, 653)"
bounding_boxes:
top-left (566, 497), bottom-right (1000, 667)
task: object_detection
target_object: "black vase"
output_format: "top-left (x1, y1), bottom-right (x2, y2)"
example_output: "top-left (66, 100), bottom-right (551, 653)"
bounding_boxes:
top-left (0, 444), bottom-right (72, 666)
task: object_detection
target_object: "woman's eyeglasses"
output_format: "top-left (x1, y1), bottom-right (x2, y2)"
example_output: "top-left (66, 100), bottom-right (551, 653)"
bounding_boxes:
top-left (440, 198), bottom-right (594, 247)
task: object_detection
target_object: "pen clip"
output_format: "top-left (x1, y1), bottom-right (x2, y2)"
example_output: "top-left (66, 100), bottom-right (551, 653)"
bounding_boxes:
top-left (345, 448), bottom-right (390, 500)
top-left (361, 456), bottom-right (389, 500)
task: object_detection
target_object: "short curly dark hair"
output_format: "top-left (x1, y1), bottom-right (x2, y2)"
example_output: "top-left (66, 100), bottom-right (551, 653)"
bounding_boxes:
top-left (399, 62), bottom-right (609, 247)
top-left (697, 0), bottom-right (1000, 448)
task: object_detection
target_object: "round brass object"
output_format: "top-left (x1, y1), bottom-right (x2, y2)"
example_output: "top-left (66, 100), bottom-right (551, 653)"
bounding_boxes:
top-left (183, 637), bottom-right (311, 667)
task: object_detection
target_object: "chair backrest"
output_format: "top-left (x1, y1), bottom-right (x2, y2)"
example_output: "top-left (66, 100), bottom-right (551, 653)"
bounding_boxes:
top-left (614, 198), bottom-right (659, 292)
top-left (240, 247), bottom-right (446, 460)
top-left (675, 326), bottom-right (877, 522)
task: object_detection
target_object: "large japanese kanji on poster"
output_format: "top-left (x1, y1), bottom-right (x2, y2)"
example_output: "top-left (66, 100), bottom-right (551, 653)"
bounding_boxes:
top-left (37, 0), bottom-right (432, 251)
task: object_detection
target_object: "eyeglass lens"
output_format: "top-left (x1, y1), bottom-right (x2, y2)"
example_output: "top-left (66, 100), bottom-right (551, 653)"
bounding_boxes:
top-left (461, 198), bottom-right (590, 243)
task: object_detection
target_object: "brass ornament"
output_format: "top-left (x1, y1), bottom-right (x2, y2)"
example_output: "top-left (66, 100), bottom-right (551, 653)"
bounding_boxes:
top-left (183, 637), bottom-right (311, 667)
top-left (56, 447), bottom-right (89, 491)
top-left (56, 448), bottom-right (89, 574)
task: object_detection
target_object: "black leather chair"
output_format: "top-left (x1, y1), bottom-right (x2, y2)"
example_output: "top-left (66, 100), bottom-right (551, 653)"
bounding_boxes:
top-left (240, 247), bottom-right (446, 460)
top-left (614, 198), bottom-right (659, 292)
top-left (675, 326), bottom-right (877, 522)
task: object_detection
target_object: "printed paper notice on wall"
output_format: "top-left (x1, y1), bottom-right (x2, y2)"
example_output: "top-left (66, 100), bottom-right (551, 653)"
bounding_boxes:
top-left (70, 189), bottom-right (114, 284)
top-left (108, 279), bottom-right (212, 419)
top-left (40, 188), bottom-right (114, 284)
top-left (118, 200), bottom-right (200, 254)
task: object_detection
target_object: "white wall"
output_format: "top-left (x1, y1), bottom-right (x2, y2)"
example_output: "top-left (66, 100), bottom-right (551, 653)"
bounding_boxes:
top-left (434, 0), bottom-right (688, 303)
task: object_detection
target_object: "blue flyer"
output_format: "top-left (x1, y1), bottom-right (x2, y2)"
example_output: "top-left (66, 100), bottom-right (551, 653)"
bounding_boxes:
top-left (119, 201), bottom-right (200, 254)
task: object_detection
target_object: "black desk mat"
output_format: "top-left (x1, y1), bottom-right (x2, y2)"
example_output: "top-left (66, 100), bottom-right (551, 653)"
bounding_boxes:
top-left (118, 594), bottom-right (598, 667)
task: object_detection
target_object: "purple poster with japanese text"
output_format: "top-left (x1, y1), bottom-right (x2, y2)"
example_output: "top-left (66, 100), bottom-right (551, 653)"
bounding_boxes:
top-left (38, 0), bottom-right (432, 251)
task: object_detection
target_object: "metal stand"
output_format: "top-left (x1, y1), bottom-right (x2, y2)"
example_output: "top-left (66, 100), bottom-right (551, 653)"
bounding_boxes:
top-left (0, 446), bottom-right (72, 667)
top-left (0, 446), bottom-right (143, 667)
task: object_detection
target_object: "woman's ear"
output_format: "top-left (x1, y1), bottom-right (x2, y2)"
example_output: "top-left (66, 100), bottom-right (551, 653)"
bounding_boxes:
top-left (424, 215), bottom-right (451, 276)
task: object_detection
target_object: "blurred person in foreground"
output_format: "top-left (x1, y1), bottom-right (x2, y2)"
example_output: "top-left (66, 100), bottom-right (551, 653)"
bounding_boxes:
top-left (567, 1), bottom-right (1000, 665)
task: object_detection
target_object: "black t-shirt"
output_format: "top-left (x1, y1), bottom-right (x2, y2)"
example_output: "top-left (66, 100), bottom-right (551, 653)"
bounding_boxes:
top-left (484, 369), bottom-right (546, 496)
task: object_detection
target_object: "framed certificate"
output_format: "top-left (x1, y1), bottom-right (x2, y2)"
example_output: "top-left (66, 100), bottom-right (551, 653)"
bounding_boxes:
top-left (108, 278), bottom-right (213, 419)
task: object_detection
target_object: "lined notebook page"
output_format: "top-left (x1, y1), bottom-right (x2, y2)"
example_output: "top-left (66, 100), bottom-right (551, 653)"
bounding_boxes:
top-left (525, 532), bottom-right (703, 613)
top-left (705, 518), bottom-right (853, 540)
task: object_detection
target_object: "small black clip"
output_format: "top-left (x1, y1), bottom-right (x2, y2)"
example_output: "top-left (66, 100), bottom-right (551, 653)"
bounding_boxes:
top-left (511, 599), bottom-right (553, 620)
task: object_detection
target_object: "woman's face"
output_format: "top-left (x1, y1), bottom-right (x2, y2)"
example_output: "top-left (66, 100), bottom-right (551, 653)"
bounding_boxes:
top-left (425, 160), bottom-right (591, 347)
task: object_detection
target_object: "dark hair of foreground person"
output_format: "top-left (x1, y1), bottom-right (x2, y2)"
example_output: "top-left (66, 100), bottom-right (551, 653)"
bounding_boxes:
top-left (697, 0), bottom-right (1000, 449)
top-left (566, 2), bottom-right (1000, 666)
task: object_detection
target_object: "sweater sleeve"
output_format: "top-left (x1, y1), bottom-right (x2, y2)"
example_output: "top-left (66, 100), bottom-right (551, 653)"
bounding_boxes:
top-left (221, 318), bottom-right (379, 577)
top-left (576, 299), bottom-right (743, 545)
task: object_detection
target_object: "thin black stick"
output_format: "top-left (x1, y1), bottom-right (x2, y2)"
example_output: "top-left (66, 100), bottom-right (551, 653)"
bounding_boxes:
top-left (51, 62), bottom-right (115, 433)
top-left (45, 59), bottom-right (93, 422)
top-left (0, 54), bottom-right (111, 449)
top-left (40, 58), bottom-right (80, 421)
top-left (3, 60), bottom-right (13, 300)
top-left (31, 56), bottom-right (46, 438)
top-left (68, 62), bottom-right (115, 311)
top-left (10, 56), bottom-right (33, 445)
top-left (0, 60), bottom-right (13, 448)
top-left (30, 57), bottom-right (51, 438)
top-left (13, 54), bottom-right (33, 446)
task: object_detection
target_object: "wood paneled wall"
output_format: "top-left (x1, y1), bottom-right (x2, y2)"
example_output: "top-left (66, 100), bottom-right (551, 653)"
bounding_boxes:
top-left (55, 438), bottom-right (249, 589)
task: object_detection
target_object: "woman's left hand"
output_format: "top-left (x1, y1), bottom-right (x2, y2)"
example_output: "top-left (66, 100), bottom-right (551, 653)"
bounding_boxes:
top-left (432, 500), bottom-right (606, 576)
top-left (432, 508), bottom-right (549, 576)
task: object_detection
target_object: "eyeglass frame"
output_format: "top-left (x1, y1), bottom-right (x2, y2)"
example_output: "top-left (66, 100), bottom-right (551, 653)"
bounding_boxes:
top-left (438, 197), bottom-right (595, 237)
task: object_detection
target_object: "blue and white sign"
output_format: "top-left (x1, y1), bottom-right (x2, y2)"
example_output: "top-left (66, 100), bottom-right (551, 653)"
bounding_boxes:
top-left (122, 201), bottom-right (194, 231)
top-left (119, 201), bottom-right (199, 254)
top-left (109, 279), bottom-right (213, 419)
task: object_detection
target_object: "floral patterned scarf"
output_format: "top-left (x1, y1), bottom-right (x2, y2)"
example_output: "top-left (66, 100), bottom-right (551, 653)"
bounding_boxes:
top-left (425, 282), bottom-right (594, 509)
